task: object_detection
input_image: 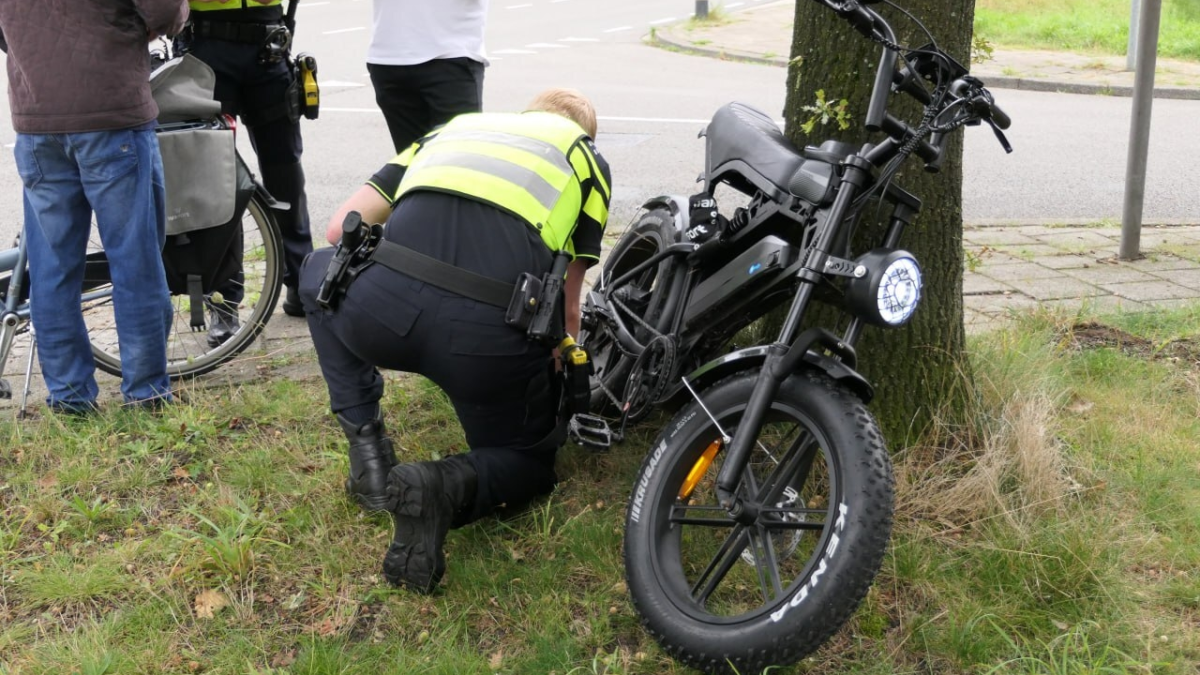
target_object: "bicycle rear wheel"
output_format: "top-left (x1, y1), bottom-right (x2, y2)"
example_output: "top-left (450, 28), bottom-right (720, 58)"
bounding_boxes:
top-left (83, 193), bottom-right (285, 379)
top-left (582, 208), bottom-right (679, 416)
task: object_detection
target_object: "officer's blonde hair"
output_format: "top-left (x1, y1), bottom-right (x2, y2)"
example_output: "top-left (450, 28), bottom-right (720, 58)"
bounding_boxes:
top-left (526, 88), bottom-right (598, 139)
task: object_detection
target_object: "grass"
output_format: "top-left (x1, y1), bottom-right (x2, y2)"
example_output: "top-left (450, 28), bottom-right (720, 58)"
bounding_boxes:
top-left (976, 0), bottom-right (1200, 61)
top-left (1, 303), bottom-right (1200, 673)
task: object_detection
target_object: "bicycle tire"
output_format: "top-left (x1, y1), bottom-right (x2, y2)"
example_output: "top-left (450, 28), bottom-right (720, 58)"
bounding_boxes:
top-left (582, 208), bottom-right (679, 414)
top-left (624, 370), bottom-right (894, 674)
top-left (84, 193), bottom-right (285, 379)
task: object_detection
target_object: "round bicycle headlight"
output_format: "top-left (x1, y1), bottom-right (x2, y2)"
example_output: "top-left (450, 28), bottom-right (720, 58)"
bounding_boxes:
top-left (845, 249), bottom-right (922, 327)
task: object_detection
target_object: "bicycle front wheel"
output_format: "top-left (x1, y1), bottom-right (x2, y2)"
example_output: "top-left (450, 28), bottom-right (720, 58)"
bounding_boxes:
top-left (624, 370), bottom-right (894, 674)
top-left (84, 193), bottom-right (285, 379)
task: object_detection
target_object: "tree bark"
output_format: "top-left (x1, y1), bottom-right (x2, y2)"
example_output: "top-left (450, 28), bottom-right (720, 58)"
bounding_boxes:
top-left (782, 0), bottom-right (977, 442)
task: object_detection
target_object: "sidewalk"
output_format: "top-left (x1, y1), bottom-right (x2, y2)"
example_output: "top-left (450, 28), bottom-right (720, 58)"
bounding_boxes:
top-left (654, 0), bottom-right (1200, 99)
top-left (654, 0), bottom-right (1200, 333)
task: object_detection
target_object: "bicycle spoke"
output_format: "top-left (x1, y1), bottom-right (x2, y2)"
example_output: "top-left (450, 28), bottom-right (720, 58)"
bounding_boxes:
top-left (755, 426), bottom-right (820, 509)
top-left (669, 503), bottom-right (738, 527)
top-left (752, 522), bottom-right (786, 601)
top-left (690, 525), bottom-right (750, 606)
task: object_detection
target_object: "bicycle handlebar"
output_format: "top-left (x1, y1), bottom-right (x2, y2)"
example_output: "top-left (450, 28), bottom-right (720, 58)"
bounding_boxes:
top-left (811, 0), bottom-right (1012, 161)
top-left (949, 78), bottom-right (1011, 129)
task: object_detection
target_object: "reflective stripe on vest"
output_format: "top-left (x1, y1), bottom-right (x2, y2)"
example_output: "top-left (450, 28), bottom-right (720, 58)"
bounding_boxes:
top-left (189, 0), bottom-right (282, 11)
top-left (394, 112), bottom-right (592, 253)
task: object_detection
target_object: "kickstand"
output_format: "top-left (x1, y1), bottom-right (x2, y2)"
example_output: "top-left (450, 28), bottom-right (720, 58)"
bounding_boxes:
top-left (17, 329), bottom-right (36, 420)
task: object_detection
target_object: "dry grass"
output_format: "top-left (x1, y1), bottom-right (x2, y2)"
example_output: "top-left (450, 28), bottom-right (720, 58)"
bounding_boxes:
top-left (895, 378), bottom-right (1083, 536)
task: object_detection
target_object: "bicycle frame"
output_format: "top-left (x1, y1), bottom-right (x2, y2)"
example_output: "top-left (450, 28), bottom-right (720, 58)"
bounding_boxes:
top-left (0, 235), bottom-right (43, 412)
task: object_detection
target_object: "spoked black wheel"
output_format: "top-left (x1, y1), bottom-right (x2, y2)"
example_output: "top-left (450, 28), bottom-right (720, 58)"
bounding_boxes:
top-left (83, 193), bottom-right (284, 379)
top-left (582, 208), bottom-right (679, 416)
top-left (624, 370), bottom-right (894, 675)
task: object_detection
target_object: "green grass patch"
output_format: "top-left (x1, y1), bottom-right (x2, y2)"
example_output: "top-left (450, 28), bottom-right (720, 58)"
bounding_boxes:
top-left (976, 0), bottom-right (1200, 61)
top-left (2, 305), bottom-right (1200, 672)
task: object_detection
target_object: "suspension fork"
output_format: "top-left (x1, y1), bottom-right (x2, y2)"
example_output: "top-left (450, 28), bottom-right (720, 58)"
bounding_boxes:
top-left (713, 158), bottom-right (873, 516)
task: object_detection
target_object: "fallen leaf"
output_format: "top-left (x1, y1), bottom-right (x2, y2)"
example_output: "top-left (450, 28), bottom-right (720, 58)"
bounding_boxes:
top-left (172, 466), bottom-right (190, 480)
top-left (1065, 397), bottom-right (1094, 414)
top-left (270, 650), bottom-right (296, 668)
top-left (489, 650), bottom-right (504, 671)
top-left (194, 589), bottom-right (229, 619)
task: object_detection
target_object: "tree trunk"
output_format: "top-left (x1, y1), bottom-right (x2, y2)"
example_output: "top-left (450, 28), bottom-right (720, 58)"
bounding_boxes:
top-left (782, 0), bottom-right (977, 442)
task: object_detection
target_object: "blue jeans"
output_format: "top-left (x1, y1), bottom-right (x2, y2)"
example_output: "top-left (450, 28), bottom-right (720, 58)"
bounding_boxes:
top-left (14, 128), bottom-right (173, 408)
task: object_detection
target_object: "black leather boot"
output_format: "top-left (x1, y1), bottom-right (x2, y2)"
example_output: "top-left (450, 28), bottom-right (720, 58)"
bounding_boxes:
top-left (382, 454), bottom-right (477, 593)
top-left (336, 413), bottom-right (399, 512)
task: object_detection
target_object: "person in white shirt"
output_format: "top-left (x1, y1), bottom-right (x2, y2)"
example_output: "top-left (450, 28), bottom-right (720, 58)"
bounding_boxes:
top-left (367, 0), bottom-right (489, 153)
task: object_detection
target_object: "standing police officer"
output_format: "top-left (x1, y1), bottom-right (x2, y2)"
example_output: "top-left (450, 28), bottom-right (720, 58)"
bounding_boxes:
top-left (186, 0), bottom-right (313, 343)
top-left (298, 88), bottom-right (611, 594)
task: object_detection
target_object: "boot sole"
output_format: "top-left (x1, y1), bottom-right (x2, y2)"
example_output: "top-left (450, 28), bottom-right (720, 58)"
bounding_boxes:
top-left (382, 464), bottom-right (451, 593)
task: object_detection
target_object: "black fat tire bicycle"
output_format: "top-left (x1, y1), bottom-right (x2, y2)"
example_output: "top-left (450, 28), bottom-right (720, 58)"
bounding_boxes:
top-left (578, 0), bottom-right (1012, 671)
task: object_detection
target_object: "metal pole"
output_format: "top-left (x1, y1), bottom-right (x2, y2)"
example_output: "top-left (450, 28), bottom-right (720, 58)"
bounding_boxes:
top-left (1120, 0), bottom-right (1162, 260)
top-left (696, 0), bottom-right (709, 19)
top-left (1127, 0), bottom-right (1141, 71)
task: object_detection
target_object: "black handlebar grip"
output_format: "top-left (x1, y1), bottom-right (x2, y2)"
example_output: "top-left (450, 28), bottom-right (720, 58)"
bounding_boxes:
top-left (989, 103), bottom-right (1012, 130)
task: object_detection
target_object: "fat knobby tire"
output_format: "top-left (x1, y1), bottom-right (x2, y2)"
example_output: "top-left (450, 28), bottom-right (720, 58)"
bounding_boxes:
top-left (623, 369), bottom-right (895, 675)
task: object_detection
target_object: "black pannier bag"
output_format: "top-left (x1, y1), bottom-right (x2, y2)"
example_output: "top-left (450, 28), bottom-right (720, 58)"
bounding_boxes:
top-left (151, 54), bottom-right (251, 331)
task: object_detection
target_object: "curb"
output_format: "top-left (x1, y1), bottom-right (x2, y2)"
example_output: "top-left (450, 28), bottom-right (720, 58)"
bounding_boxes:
top-left (650, 29), bottom-right (1200, 102)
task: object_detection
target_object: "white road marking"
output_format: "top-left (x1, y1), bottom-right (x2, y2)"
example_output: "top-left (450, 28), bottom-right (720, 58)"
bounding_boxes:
top-left (526, 42), bottom-right (568, 49)
top-left (323, 26), bottom-right (366, 35)
top-left (491, 48), bottom-right (538, 55)
top-left (599, 115), bottom-right (783, 125)
top-left (648, 17), bottom-right (676, 25)
top-left (604, 26), bottom-right (632, 33)
top-left (322, 109), bottom-right (734, 126)
top-left (506, 3), bottom-right (532, 8)
top-left (726, 2), bottom-right (745, 7)
top-left (304, 1), bottom-right (330, 6)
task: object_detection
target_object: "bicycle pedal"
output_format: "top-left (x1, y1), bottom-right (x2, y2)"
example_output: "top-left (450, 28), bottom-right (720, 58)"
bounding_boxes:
top-left (569, 414), bottom-right (616, 450)
top-left (0, 379), bottom-right (11, 400)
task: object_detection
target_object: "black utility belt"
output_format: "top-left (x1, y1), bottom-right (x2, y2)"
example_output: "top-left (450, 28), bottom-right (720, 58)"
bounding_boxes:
top-left (370, 240), bottom-right (566, 344)
top-left (192, 20), bottom-right (287, 44)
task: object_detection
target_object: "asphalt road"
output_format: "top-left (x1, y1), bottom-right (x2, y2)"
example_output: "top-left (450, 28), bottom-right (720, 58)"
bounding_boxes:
top-left (0, 0), bottom-right (1196, 244)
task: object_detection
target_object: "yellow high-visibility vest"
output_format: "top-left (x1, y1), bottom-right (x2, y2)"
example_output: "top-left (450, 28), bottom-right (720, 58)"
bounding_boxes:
top-left (188, 0), bottom-right (282, 11)
top-left (391, 112), bottom-right (610, 255)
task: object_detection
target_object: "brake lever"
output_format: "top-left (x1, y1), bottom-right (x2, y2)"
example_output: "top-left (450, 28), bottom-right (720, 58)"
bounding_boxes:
top-left (985, 118), bottom-right (1013, 154)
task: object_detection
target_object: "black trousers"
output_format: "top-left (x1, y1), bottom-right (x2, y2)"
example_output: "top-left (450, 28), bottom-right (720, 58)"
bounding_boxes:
top-left (298, 249), bottom-right (560, 525)
top-left (367, 58), bottom-right (485, 153)
top-left (188, 37), bottom-right (314, 290)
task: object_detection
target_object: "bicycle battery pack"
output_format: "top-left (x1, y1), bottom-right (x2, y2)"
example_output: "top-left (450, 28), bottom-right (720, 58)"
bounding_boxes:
top-left (684, 235), bottom-right (797, 324)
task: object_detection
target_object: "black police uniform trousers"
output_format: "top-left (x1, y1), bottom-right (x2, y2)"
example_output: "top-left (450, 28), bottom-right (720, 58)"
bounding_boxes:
top-left (367, 58), bottom-right (485, 154)
top-left (188, 37), bottom-right (313, 294)
top-left (297, 251), bottom-right (560, 526)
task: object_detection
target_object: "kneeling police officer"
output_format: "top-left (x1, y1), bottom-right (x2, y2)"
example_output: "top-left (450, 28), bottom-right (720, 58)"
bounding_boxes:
top-left (298, 88), bottom-right (611, 593)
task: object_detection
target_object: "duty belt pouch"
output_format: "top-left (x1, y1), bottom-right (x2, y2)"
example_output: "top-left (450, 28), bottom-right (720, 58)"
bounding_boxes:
top-left (504, 273), bottom-right (543, 332)
top-left (283, 65), bottom-right (303, 124)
